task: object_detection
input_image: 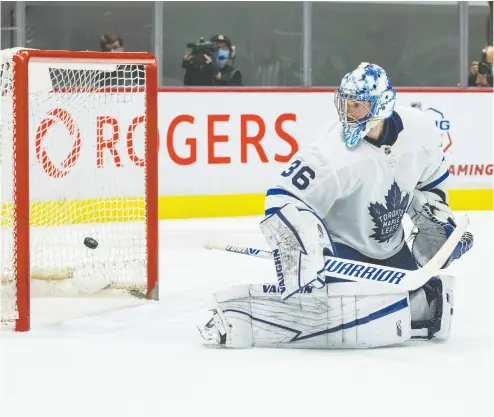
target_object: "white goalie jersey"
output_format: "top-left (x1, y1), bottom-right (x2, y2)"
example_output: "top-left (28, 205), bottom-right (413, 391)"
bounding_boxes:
top-left (265, 106), bottom-right (449, 260)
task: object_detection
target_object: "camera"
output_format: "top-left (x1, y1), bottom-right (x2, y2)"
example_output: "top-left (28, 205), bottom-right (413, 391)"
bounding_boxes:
top-left (186, 37), bottom-right (218, 56)
top-left (478, 50), bottom-right (491, 75)
top-left (186, 37), bottom-right (218, 68)
top-left (478, 61), bottom-right (490, 75)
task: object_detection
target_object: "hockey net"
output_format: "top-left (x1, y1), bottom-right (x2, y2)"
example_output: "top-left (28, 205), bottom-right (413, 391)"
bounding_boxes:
top-left (0, 49), bottom-right (159, 331)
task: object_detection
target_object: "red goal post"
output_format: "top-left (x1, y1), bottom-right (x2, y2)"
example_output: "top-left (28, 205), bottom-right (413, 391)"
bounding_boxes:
top-left (1, 49), bottom-right (159, 331)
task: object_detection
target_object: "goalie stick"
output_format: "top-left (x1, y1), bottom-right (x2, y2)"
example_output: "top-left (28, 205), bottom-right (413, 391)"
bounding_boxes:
top-left (203, 241), bottom-right (273, 260)
top-left (203, 214), bottom-right (469, 293)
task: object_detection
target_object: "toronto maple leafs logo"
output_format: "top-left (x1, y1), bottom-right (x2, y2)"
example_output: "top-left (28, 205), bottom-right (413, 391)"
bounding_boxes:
top-left (368, 181), bottom-right (410, 243)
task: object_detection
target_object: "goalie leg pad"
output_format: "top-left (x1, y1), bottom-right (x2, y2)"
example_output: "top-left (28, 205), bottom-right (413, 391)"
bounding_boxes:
top-left (201, 285), bottom-right (254, 348)
top-left (199, 284), bottom-right (412, 348)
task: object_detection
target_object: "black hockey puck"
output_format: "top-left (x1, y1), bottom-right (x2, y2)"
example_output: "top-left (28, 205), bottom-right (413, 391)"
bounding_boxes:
top-left (83, 237), bottom-right (98, 249)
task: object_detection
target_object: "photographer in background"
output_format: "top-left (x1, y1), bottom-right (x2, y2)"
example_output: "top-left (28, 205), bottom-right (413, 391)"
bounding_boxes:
top-left (210, 34), bottom-right (242, 86)
top-left (182, 34), bottom-right (242, 86)
top-left (182, 37), bottom-right (216, 86)
top-left (468, 45), bottom-right (493, 87)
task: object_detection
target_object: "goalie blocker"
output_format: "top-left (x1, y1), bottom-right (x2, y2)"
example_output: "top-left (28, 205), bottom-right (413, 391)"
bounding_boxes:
top-left (199, 275), bottom-right (454, 348)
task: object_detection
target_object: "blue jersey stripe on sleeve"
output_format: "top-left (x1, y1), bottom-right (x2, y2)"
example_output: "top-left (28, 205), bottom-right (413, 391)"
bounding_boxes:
top-left (418, 170), bottom-right (449, 192)
top-left (265, 207), bottom-right (280, 216)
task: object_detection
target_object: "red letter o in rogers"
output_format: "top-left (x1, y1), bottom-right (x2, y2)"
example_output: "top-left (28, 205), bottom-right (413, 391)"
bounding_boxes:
top-left (35, 108), bottom-right (82, 178)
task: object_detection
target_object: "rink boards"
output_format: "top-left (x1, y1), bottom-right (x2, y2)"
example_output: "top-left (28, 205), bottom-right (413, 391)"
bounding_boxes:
top-left (1, 89), bottom-right (492, 225)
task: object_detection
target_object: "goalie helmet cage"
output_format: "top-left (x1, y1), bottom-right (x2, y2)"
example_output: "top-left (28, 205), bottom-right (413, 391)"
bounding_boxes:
top-left (1, 49), bottom-right (159, 331)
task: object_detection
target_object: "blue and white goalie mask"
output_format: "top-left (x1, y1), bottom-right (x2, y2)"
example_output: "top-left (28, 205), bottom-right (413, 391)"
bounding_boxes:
top-left (334, 62), bottom-right (396, 148)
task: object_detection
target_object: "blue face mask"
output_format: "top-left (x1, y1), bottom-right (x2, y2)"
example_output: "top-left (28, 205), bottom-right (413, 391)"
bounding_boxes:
top-left (215, 49), bottom-right (229, 67)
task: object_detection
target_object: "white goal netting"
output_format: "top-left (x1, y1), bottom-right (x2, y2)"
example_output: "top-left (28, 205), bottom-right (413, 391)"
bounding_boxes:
top-left (1, 48), bottom-right (157, 330)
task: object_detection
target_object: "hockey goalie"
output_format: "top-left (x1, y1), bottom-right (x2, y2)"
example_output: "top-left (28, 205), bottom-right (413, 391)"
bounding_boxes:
top-left (199, 62), bottom-right (474, 349)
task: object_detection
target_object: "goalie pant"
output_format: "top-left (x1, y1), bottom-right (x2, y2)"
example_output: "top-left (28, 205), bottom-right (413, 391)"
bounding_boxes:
top-left (199, 276), bottom-right (454, 348)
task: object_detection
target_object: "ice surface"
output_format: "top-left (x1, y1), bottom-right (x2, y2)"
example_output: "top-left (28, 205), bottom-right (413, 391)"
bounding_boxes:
top-left (1, 212), bottom-right (493, 417)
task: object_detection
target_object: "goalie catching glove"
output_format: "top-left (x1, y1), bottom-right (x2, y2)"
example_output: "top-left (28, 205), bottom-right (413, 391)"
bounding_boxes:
top-left (408, 189), bottom-right (473, 268)
top-left (259, 204), bottom-right (335, 300)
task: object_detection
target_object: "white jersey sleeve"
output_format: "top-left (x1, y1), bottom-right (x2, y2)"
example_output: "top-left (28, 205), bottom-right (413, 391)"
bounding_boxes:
top-left (416, 143), bottom-right (450, 205)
